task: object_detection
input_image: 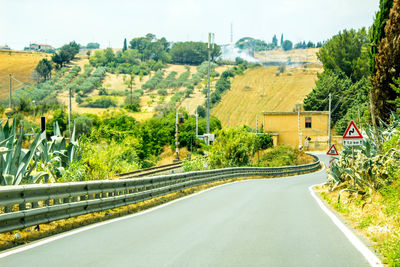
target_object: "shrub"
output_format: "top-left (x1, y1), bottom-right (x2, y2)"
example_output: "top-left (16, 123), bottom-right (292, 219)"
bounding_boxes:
top-left (258, 146), bottom-right (300, 167)
top-left (76, 95), bottom-right (83, 104)
top-left (157, 89), bottom-right (168, 96)
top-left (142, 70), bottom-right (164, 90)
top-left (74, 115), bottom-right (93, 137)
top-left (278, 64), bottom-right (286, 73)
top-left (82, 96), bottom-right (117, 108)
top-left (209, 126), bottom-right (257, 168)
top-left (98, 87), bottom-right (108, 95)
top-left (124, 95), bottom-right (141, 112)
top-left (196, 105), bottom-right (206, 118)
top-left (184, 87), bottom-right (194, 97)
top-left (256, 134), bottom-right (273, 150)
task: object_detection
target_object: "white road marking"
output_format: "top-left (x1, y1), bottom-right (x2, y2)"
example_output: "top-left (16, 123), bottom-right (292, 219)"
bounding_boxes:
top-left (309, 184), bottom-right (383, 267)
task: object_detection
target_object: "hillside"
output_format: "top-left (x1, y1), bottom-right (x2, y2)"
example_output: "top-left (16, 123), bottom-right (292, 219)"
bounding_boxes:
top-left (255, 48), bottom-right (321, 66)
top-left (0, 50), bottom-right (48, 99)
top-left (211, 65), bottom-right (322, 128)
top-left (56, 57), bottom-right (229, 120)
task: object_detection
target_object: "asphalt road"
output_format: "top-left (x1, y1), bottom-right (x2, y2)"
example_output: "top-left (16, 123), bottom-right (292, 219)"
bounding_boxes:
top-left (0, 154), bottom-right (373, 267)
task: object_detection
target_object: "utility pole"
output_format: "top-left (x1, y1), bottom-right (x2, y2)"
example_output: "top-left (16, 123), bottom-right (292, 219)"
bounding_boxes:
top-left (68, 87), bottom-right (72, 137)
top-left (206, 33), bottom-right (214, 134)
top-left (263, 114), bottom-right (265, 133)
top-left (297, 104), bottom-right (302, 150)
top-left (256, 113), bottom-right (259, 133)
top-left (195, 109), bottom-right (198, 137)
top-left (328, 93), bottom-right (332, 148)
top-left (9, 74), bottom-right (12, 109)
top-left (175, 109), bottom-right (179, 161)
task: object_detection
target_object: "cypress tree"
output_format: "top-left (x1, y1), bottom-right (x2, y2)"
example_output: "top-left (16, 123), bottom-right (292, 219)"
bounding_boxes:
top-left (280, 34), bottom-right (284, 47)
top-left (371, 0), bottom-right (399, 122)
top-left (369, 0), bottom-right (394, 74)
top-left (123, 38), bottom-right (127, 52)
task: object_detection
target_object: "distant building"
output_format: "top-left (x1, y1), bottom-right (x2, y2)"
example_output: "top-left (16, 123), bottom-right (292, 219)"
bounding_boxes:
top-left (28, 43), bottom-right (54, 51)
top-left (263, 110), bottom-right (330, 151)
top-left (0, 45), bottom-right (11, 50)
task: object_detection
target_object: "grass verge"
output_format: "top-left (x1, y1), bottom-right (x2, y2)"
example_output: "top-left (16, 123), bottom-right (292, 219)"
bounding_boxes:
top-left (315, 183), bottom-right (400, 266)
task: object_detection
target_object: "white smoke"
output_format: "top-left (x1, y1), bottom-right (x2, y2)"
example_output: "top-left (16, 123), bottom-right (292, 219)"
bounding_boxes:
top-left (220, 44), bottom-right (259, 63)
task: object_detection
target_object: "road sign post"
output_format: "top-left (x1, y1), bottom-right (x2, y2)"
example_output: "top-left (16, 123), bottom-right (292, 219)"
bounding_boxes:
top-left (342, 121), bottom-right (363, 184)
top-left (342, 121), bottom-right (363, 147)
top-left (327, 144), bottom-right (339, 167)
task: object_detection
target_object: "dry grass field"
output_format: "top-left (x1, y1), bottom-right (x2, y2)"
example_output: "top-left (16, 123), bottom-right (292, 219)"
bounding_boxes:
top-left (0, 50), bottom-right (48, 99)
top-left (255, 48), bottom-right (321, 65)
top-left (211, 65), bottom-right (323, 128)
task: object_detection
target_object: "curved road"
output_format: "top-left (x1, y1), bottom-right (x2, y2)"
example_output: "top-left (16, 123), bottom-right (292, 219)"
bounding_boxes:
top-left (0, 155), bottom-right (376, 266)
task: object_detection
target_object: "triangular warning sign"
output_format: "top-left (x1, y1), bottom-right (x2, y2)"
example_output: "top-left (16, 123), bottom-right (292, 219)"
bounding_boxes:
top-left (327, 144), bottom-right (339, 156)
top-left (343, 121), bottom-right (363, 139)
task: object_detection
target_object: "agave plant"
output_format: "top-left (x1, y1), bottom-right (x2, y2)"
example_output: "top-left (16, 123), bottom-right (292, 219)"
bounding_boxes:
top-left (0, 120), bottom-right (47, 185)
top-left (328, 114), bottom-right (400, 194)
top-left (35, 122), bottom-right (79, 182)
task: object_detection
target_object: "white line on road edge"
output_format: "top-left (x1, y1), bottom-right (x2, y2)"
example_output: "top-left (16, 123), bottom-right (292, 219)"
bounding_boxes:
top-left (309, 184), bottom-right (383, 267)
top-left (0, 181), bottom-right (242, 259)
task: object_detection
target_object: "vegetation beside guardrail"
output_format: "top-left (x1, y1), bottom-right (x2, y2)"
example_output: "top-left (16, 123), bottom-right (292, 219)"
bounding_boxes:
top-left (0, 157), bottom-right (320, 233)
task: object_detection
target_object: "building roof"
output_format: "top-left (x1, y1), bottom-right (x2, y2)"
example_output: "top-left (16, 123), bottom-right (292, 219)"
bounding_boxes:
top-left (262, 111), bottom-right (329, 115)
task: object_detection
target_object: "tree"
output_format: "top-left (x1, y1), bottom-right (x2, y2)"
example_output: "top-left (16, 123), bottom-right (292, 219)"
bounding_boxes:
top-left (68, 41), bottom-right (80, 56)
top-left (52, 41), bottom-right (81, 69)
top-left (35, 58), bottom-right (52, 81)
top-left (272, 35), bottom-right (278, 47)
top-left (280, 34), bottom-right (284, 46)
top-left (371, 0), bottom-right (400, 122)
top-left (369, 0), bottom-right (394, 75)
top-left (123, 38), bottom-right (127, 52)
top-left (86, 43), bottom-right (100, 49)
top-left (235, 37), bottom-right (271, 51)
top-left (196, 105), bottom-right (206, 118)
top-left (307, 41), bottom-right (315, 48)
top-left (316, 28), bottom-right (369, 82)
top-left (209, 127), bottom-right (257, 167)
top-left (303, 72), bottom-right (369, 133)
top-left (129, 34), bottom-right (171, 63)
top-left (282, 40), bottom-right (293, 51)
top-left (170, 42), bottom-right (221, 65)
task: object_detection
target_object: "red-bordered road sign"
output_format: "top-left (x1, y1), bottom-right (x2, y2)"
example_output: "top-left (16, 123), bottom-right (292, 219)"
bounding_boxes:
top-left (327, 144), bottom-right (339, 156)
top-left (343, 121), bottom-right (363, 139)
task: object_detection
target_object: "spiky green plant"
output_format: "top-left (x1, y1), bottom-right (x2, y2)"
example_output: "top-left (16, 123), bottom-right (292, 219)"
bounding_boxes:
top-left (36, 122), bottom-right (80, 182)
top-left (327, 114), bottom-right (400, 194)
top-left (0, 120), bottom-right (47, 185)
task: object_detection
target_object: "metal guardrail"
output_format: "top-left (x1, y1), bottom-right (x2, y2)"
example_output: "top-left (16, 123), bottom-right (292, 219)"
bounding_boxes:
top-left (116, 162), bottom-right (183, 179)
top-left (0, 157), bottom-right (320, 233)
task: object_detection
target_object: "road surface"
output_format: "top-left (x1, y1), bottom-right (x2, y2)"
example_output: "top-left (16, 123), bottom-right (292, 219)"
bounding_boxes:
top-left (0, 154), bottom-right (375, 266)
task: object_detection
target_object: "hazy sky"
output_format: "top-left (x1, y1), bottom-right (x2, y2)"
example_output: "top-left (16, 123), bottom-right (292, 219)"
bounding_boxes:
top-left (1, 0), bottom-right (379, 50)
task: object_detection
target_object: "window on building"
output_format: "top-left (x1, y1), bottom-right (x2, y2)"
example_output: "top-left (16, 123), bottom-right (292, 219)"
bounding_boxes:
top-left (305, 117), bottom-right (312, 128)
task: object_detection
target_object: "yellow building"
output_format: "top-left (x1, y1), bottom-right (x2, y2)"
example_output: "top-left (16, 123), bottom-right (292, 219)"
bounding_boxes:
top-left (263, 111), bottom-right (330, 151)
